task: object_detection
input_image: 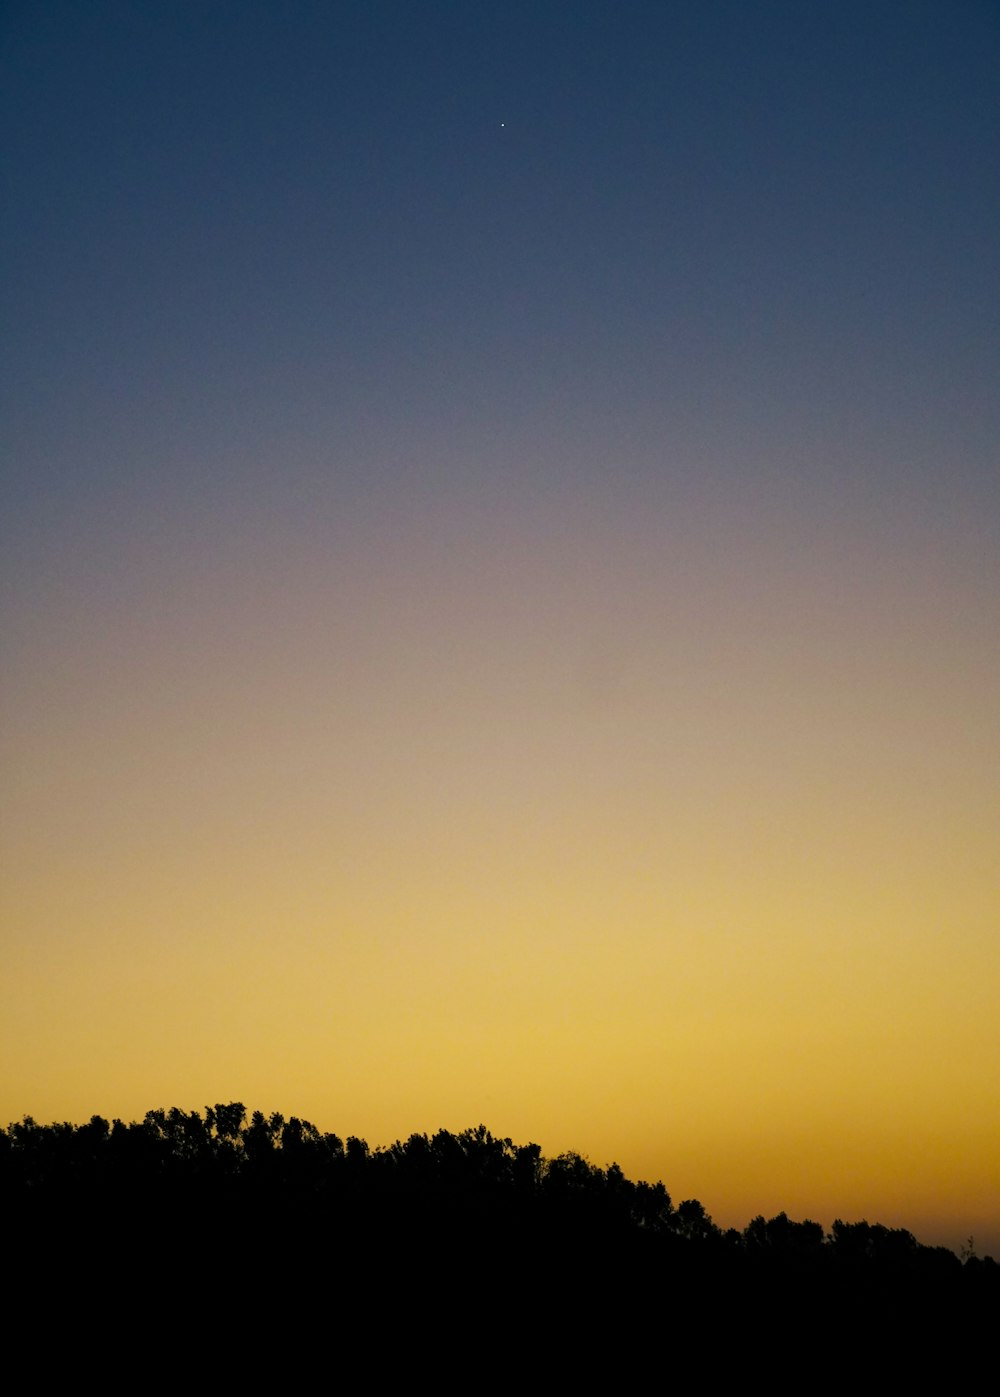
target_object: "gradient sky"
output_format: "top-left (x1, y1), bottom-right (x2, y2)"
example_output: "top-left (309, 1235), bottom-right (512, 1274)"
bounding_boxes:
top-left (2, 1), bottom-right (998, 1254)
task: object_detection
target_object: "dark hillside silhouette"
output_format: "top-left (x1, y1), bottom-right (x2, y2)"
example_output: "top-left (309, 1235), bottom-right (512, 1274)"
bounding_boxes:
top-left (5, 1104), bottom-right (996, 1370)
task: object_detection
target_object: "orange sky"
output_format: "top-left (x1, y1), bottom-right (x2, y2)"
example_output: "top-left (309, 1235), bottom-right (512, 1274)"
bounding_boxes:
top-left (4, 478), bottom-right (998, 1255)
top-left (3, 2), bottom-right (998, 1261)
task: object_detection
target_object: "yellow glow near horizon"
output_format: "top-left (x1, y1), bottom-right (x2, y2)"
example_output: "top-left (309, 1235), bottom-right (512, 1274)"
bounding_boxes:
top-left (2, 480), bottom-right (998, 1256)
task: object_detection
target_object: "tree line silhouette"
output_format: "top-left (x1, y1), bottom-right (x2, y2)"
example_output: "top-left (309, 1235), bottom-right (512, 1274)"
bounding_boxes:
top-left (6, 1103), bottom-right (996, 1365)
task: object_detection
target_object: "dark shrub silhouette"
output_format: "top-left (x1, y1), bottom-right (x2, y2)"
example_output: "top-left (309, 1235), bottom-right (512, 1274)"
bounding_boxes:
top-left (5, 1104), bottom-right (995, 1369)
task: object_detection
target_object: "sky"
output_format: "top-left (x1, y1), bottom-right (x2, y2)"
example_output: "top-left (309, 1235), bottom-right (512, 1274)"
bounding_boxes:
top-left (2, 1), bottom-right (998, 1255)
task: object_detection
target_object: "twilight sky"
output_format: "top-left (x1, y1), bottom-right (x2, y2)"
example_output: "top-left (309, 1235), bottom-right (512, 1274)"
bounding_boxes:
top-left (2, 1), bottom-right (998, 1253)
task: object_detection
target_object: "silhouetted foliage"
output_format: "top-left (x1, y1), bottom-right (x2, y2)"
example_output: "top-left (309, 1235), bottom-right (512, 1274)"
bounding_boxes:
top-left (5, 1104), bottom-right (995, 1368)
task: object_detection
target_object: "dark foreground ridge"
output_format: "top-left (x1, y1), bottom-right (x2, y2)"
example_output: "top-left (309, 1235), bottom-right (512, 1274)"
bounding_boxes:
top-left (6, 1104), bottom-right (996, 1369)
